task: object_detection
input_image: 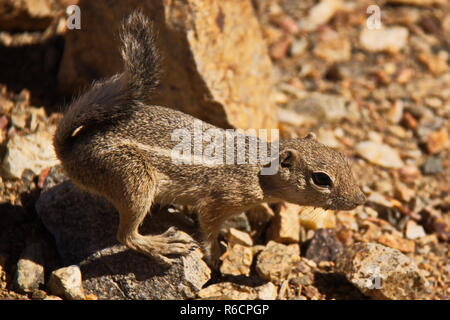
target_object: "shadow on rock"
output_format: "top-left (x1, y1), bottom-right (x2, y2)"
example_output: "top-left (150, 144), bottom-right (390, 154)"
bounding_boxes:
top-left (35, 172), bottom-right (211, 299)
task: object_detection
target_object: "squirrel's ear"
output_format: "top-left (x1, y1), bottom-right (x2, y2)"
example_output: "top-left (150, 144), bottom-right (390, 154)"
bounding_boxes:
top-left (279, 149), bottom-right (300, 168)
top-left (304, 132), bottom-right (317, 140)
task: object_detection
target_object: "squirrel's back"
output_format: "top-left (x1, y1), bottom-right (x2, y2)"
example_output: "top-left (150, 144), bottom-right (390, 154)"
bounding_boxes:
top-left (53, 11), bottom-right (161, 161)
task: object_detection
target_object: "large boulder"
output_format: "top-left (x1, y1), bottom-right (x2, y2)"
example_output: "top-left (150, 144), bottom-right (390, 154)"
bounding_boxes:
top-left (35, 167), bottom-right (211, 300)
top-left (58, 0), bottom-right (277, 130)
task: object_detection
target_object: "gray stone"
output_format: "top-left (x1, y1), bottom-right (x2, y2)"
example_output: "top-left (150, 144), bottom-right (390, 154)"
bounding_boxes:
top-left (13, 241), bottom-right (45, 293)
top-left (305, 229), bottom-right (343, 263)
top-left (421, 156), bottom-right (442, 175)
top-left (35, 169), bottom-right (211, 300)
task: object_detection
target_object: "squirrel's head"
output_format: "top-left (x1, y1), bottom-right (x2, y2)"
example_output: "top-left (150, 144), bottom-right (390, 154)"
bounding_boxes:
top-left (263, 133), bottom-right (366, 210)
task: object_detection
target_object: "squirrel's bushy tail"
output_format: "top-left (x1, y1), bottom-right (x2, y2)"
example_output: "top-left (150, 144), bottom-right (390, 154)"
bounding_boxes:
top-left (54, 11), bottom-right (160, 160)
top-left (120, 11), bottom-right (161, 100)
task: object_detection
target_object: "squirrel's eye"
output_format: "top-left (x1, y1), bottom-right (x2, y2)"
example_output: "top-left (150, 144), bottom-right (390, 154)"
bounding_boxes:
top-left (312, 172), bottom-right (333, 188)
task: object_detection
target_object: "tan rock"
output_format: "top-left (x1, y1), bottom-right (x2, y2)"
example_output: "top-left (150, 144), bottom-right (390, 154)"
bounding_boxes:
top-left (336, 212), bottom-right (358, 231)
top-left (2, 129), bottom-right (59, 179)
top-left (299, 207), bottom-right (336, 230)
top-left (426, 128), bottom-right (449, 154)
top-left (386, 0), bottom-right (446, 5)
top-left (227, 228), bottom-right (253, 247)
top-left (270, 36), bottom-right (293, 60)
top-left (256, 282), bottom-right (278, 300)
top-left (58, 0), bottom-right (277, 131)
top-left (378, 234), bottom-right (415, 253)
top-left (355, 141), bottom-right (404, 169)
top-left (394, 182), bottom-right (415, 202)
top-left (220, 244), bottom-right (253, 276)
top-left (397, 166), bottom-right (421, 184)
top-left (198, 282), bottom-right (258, 300)
top-left (266, 203), bottom-right (300, 243)
top-left (314, 35), bottom-right (351, 63)
top-left (48, 265), bottom-right (85, 300)
top-left (418, 52), bottom-right (449, 76)
top-left (43, 295), bottom-right (63, 300)
top-left (336, 243), bottom-right (428, 300)
top-left (299, 0), bottom-right (342, 32)
top-left (256, 241), bottom-right (300, 283)
top-left (270, 14), bottom-right (299, 35)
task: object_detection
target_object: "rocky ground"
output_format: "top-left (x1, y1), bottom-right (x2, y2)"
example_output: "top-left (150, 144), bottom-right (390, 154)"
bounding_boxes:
top-left (0, 0), bottom-right (449, 300)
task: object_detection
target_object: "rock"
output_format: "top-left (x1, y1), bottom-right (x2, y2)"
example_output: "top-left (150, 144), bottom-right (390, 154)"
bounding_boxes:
top-left (336, 243), bottom-right (428, 300)
top-left (305, 229), bottom-right (343, 263)
top-left (256, 241), bottom-right (300, 284)
top-left (256, 282), bottom-right (278, 300)
top-left (35, 170), bottom-right (211, 300)
top-left (48, 265), bottom-right (85, 300)
top-left (418, 52), bottom-right (449, 76)
top-left (386, 0), bottom-right (446, 5)
top-left (378, 234), bottom-right (415, 253)
top-left (266, 203), bottom-right (300, 243)
top-left (270, 14), bottom-right (299, 35)
top-left (360, 27), bottom-right (409, 53)
top-left (43, 295), bottom-right (63, 300)
top-left (0, 254), bottom-right (7, 290)
top-left (303, 285), bottom-right (321, 300)
top-left (299, 207), bottom-right (336, 230)
top-left (314, 34), bottom-right (351, 63)
top-left (277, 108), bottom-right (316, 127)
top-left (387, 100), bottom-right (404, 124)
top-left (13, 241), bottom-right (45, 293)
top-left (355, 141), bottom-right (404, 169)
top-left (405, 220), bottom-right (426, 240)
top-left (290, 39), bottom-right (308, 57)
top-left (0, 0), bottom-right (65, 32)
top-left (227, 228), bottom-right (253, 247)
top-left (316, 129), bottom-right (341, 148)
top-left (394, 182), bottom-right (415, 202)
top-left (290, 93), bottom-right (352, 123)
top-left (336, 212), bottom-right (358, 231)
top-left (397, 166), bottom-right (421, 184)
top-left (58, 0), bottom-right (277, 131)
top-left (270, 36), bottom-right (293, 60)
top-left (2, 130), bottom-right (59, 179)
top-left (298, 0), bottom-right (342, 32)
top-left (220, 244), bottom-right (253, 277)
top-left (430, 217), bottom-right (450, 242)
top-left (402, 112), bottom-right (418, 130)
top-left (198, 282), bottom-right (257, 300)
top-left (425, 128), bottom-right (449, 154)
top-left (31, 289), bottom-right (48, 300)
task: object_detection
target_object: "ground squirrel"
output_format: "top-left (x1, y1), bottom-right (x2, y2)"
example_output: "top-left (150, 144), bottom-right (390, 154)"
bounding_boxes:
top-left (54, 12), bottom-right (366, 267)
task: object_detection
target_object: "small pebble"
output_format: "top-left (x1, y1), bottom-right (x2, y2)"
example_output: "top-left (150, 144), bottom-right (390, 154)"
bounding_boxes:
top-left (421, 157), bottom-right (442, 175)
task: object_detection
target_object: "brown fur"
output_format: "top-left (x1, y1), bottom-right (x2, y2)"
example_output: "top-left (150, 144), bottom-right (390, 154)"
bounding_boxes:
top-left (54, 12), bottom-right (365, 267)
